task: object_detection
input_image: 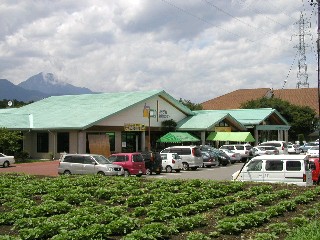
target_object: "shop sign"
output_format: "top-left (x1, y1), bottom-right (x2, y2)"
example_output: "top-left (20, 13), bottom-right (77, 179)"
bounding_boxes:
top-left (124, 123), bottom-right (146, 131)
top-left (214, 127), bottom-right (231, 132)
top-left (159, 109), bottom-right (170, 119)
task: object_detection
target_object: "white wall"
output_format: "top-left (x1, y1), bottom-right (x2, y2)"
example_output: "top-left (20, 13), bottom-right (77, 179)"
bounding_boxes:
top-left (97, 96), bottom-right (187, 127)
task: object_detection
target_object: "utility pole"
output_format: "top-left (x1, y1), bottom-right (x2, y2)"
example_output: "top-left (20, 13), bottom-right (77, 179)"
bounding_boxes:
top-left (310, 0), bottom-right (320, 158)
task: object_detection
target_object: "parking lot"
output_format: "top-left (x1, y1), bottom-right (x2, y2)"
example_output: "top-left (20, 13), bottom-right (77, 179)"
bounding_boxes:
top-left (0, 160), bottom-right (244, 180)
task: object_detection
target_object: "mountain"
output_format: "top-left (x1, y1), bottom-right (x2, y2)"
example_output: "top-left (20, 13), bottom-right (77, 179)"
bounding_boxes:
top-left (0, 79), bottom-right (49, 102)
top-left (18, 72), bottom-right (94, 95)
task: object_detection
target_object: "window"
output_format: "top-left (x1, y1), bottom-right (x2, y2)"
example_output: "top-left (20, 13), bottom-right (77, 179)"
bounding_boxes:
top-left (265, 160), bottom-right (283, 171)
top-left (247, 160), bottom-right (263, 171)
top-left (235, 146), bottom-right (244, 150)
top-left (64, 155), bottom-right (83, 163)
top-left (57, 132), bottom-right (69, 153)
top-left (133, 154), bottom-right (144, 162)
top-left (37, 132), bottom-right (49, 153)
top-left (286, 161), bottom-right (301, 171)
top-left (84, 156), bottom-right (94, 164)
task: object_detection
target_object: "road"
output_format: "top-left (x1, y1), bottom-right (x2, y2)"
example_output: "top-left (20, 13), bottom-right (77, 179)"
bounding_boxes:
top-left (0, 160), bottom-right (245, 181)
top-left (148, 163), bottom-right (245, 181)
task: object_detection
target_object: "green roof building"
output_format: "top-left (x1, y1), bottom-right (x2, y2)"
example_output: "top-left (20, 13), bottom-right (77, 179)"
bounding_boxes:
top-left (0, 90), bottom-right (290, 159)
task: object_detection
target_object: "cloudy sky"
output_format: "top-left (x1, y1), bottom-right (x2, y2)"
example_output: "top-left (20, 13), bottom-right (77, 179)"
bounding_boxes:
top-left (0, 0), bottom-right (318, 103)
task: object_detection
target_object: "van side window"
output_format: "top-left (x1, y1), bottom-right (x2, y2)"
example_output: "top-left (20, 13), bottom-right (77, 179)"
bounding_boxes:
top-left (247, 160), bottom-right (262, 171)
top-left (235, 146), bottom-right (244, 150)
top-left (84, 157), bottom-right (94, 164)
top-left (265, 160), bottom-right (283, 171)
top-left (179, 148), bottom-right (191, 155)
top-left (286, 161), bottom-right (301, 171)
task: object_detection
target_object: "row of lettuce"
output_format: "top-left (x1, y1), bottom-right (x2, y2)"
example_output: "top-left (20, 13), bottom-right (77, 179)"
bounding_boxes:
top-left (0, 174), bottom-right (320, 239)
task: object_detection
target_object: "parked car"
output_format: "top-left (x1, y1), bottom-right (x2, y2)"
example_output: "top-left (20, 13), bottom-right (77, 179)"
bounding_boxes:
top-left (58, 154), bottom-right (124, 176)
top-left (210, 149), bottom-right (230, 166)
top-left (232, 155), bottom-right (313, 186)
top-left (201, 151), bottom-right (219, 167)
top-left (299, 142), bottom-right (318, 153)
top-left (108, 152), bottom-right (146, 177)
top-left (160, 153), bottom-right (183, 173)
top-left (309, 158), bottom-right (320, 184)
top-left (252, 146), bottom-right (279, 156)
top-left (160, 146), bottom-right (203, 171)
top-left (141, 151), bottom-right (162, 175)
top-left (219, 144), bottom-right (252, 162)
top-left (220, 149), bottom-right (241, 163)
top-left (0, 153), bottom-right (15, 168)
top-left (287, 144), bottom-right (301, 154)
top-left (306, 146), bottom-right (319, 157)
top-left (259, 141), bottom-right (288, 154)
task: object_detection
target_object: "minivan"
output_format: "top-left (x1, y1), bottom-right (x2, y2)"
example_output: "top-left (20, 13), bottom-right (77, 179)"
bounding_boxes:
top-left (58, 154), bottom-right (124, 176)
top-left (259, 141), bottom-right (288, 154)
top-left (232, 155), bottom-right (313, 186)
top-left (108, 152), bottom-right (146, 177)
top-left (219, 144), bottom-right (252, 162)
top-left (160, 146), bottom-right (203, 170)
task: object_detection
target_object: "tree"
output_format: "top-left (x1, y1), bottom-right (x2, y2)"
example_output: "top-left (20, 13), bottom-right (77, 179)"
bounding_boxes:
top-left (0, 128), bottom-right (23, 155)
top-left (179, 98), bottom-right (203, 111)
top-left (161, 119), bottom-right (177, 133)
top-left (241, 97), bottom-right (318, 141)
top-left (0, 99), bottom-right (31, 109)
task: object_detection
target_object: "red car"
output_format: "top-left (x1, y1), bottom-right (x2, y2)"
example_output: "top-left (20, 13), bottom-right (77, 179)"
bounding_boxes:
top-left (108, 153), bottom-right (146, 177)
top-left (309, 158), bottom-right (320, 184)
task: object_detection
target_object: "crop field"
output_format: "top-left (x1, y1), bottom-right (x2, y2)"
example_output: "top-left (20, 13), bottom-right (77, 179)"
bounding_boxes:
top-left (1, 173), bottom-right (320, 240)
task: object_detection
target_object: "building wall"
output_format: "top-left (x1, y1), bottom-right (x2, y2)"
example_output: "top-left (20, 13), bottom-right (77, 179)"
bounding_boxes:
top-left (98, 96), bottom-right (187, 127)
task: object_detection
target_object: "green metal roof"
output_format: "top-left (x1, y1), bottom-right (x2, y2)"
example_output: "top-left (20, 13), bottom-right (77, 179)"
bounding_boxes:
top-left (0, 90), bottom-right (193, 130)
top-left (157, 132), bottom-right (200, 143)
top-left (176, 111), bottom-right (247, 131)
top-left (194, 109), bottom-right (289, 126)
top-left (207, 132), bottom-right (255, 142)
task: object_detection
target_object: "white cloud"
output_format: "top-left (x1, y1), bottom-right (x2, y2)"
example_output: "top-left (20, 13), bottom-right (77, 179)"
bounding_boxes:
top-left (0, 0), bottom-right (317, 103)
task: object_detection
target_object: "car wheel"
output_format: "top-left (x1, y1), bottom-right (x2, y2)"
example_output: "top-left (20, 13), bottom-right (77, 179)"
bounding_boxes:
top-left (191, 167), bottom-right (197, 170)
top-left (136, 173), bottom-right (142, 177)
top-left (145, 168), bottom-right (152, 175)
top-left (165, 165), bottom-right (173, 173)
top-left (124, 170), bottom-right (130, 177)
top-left (3, 161), bottom-right (9, 168)
top-left (182, 163), bottom-right (189, 171)
top-left (175, 169), bottom-right (181, 173)
top-left (63, 170), bottom-right (71, 175)
top-left (97, 171), bottom-right (105, 176)
top-left (206, 165), bottom-right (211, 168)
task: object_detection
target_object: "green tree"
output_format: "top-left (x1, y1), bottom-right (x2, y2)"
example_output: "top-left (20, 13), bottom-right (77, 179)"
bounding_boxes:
top-left (0, 128), bottom-right (23, 155)
top-left (241, 97), bottom-right (318, 141)
top-left (0, 99), bottom-right (31, 108)
top-left (161, 119), bottom-right (177, 133)
top-left (179, 98), bottom-right (203, 110)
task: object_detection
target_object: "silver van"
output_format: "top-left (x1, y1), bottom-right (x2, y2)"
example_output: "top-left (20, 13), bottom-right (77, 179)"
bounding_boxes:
top-left (160, 146), bottom-right (203, 170)
top-left (58, 154), bottom-right (124, 176)
top-left (232, 155), bottom-right (313, 186)
top-left (259, 141), bottom-right (288, 154)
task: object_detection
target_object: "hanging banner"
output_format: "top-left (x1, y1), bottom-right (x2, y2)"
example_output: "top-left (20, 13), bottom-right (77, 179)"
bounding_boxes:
top-left (214, 127), bottom-right (231, 132)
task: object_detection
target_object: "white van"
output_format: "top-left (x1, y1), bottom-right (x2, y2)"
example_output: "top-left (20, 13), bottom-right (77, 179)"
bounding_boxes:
top-left (160, 146), bottom-right (203, 170)
top-left (232, 155), bottom-right (313, 186)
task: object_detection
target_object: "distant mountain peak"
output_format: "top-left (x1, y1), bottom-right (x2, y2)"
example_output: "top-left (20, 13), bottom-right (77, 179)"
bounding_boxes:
top-left (18, 72), bottom-right (94, 95)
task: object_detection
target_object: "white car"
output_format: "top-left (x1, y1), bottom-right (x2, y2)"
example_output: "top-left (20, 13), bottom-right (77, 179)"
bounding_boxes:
top-left (252, 146), bottom-right (279, 156)
top-left (287, 144), bottom-right (301, 154)
top-left (220, 149), bottom-right (241, 163)
top-left (0, 153), bottom-right (15, 168)
top-left (306, 146), bottom-right (319, 157)
top-left (160, 153), bottom-right (183, 173)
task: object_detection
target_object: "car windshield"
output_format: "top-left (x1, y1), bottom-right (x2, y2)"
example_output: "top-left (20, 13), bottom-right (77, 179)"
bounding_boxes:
top-left (92, 155), bottom-right (111, 164)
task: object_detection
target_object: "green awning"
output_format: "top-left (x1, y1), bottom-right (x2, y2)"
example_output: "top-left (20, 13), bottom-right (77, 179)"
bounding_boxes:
top-left (207, 132), bottom-right (255, 142)
top-left (157, 132), bottom-right (200, 143)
